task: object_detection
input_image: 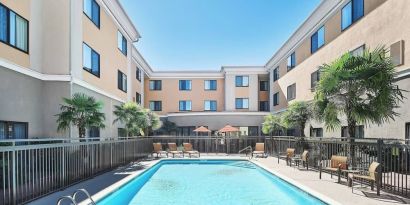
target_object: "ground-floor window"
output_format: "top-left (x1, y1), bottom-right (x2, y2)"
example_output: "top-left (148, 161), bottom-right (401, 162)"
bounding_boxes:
top-left (0, 121), bottom-right (28, 139)
top-left (178, 126), bottom-right (195, 136)
top-left (248, 126), bottom-right (259, 136)
top-left (310, 127), bottom-right (323, 137)
top-left (341, 125), bottom-right (364, 138)
top-left (88, 127), bottom-right (100, 138)
top-left (406, 123), bottom-right (410, 140)
top-left (118, 128), bottom-right (126, 138)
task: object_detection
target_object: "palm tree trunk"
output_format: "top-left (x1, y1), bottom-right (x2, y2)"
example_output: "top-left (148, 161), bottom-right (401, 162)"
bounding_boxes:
top-left (79, 127), bottom-right (86, 138)
top-left (347, 118), bottom-right (356, 167)
top-left (300, 122), bottom-right (306, 137)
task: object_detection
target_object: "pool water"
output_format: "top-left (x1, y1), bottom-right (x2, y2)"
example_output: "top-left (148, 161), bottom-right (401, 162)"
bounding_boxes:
top-left (97, 160), bottom-right (327, 205)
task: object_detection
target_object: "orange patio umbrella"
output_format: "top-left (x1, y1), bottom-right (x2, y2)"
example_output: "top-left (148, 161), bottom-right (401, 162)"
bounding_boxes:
top-left (218, 125), bottom-right (239, 133)
top-left (194, 126), bottom-right (211, 133)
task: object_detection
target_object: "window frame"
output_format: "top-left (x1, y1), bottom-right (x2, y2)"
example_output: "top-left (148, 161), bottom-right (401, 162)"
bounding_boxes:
top-left (0, 3), bottom-right (29, 54)
top-left (273, 92), bottom-right (279, 106)
top-left (341, 0), bottom-right (364, 31)
top-left (204, 100), bottom-right (217, 111)
top-left (136, 92), bottom-right (141, 104)
top-left (179, 100), bottom-right (192, 111)
top-left (273, 67), bottom-right (279, 82)
top-left (259, 101), bottom-right (269, 111)
top-left (259, 81), bottom-right (268, 91)
top-left (406, 122), bottom-right (410, 140)
top-left (204, 80), bottom-right (217, 91)
top-left (311, 70), bottom-right (320, 90)
top-left (235, 98), bottom-right (249, 109)
top-left (83, 0), bottom-right (100, 28)
top-left (287, 83), bottom-right (296, 101)
top-left (311, 26), bottom-right (325, 54)
top-left (117, 30), bottom-right (127, 56)
top-left (235, 76), bottom-right (249, 87)
top-left (149, 80), bottom-right (162, 91)
top-left (117, 70), bottom-right (127, 93)
top-left (82, 42), bottom-right (100, 78)
top-left (0, 120), bottom-right (28, 139)
top-left (149, 101), bottom-right (162, 111)
top-left (136, 67), bottom-right (141, 81)
top-left (179, 80), bottom-right (192, 91)
top-left (287, 52), bottom-right (296, 71)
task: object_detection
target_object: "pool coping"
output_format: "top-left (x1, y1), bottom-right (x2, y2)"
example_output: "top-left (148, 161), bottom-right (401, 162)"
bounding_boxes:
top-left (87, 157), bottom-right (341, 205)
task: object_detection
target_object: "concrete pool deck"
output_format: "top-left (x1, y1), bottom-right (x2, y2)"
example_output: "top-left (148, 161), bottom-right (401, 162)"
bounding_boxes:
top-left (28, 154), bottom-right (410, 205)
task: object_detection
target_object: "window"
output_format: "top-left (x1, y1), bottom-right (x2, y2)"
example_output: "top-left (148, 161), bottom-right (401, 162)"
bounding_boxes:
top-left (406, 123), bottom-right (410, 140)
top-left (117, 31), bottom-right (127, 55)
top-left (83, 43), bottom-right (100, 77)
top-left (177, 126), bottom-right (195, 136)
top-left (88, 127), bottom-right (100, 138)
top-left (311, 26), bottom-right (325, 53)
top-left (118, 128), bottom-right (126, 138)
top-left (350, 44), bottom-right (365, 57)
top-left (287, 52), bottom-right (296, 71)
top-left (259, 101), bottom-right (269, 111)
top-left (249, 126), bottom-right (259, 136)
top-left (179, 100), bottom-right (192, 111)
top-left (311, 70), bottom-right (320, 90)
top-left (273, 67), bottom-right (279, 81)
top-left (235, 76), bottom-right (249, 87)
top-left (149, 101), bottom-right (162, 111)
top-left (204, 80), bottom-right (217, 90)
top-left (0, 121), bottom-right (28, 139)
top-left (341, 125), bottom-right (364, 138)
top-left (310, 128), bottom-right (323, 137)
top-left (136, 67), bottom-right (141, 81)
top-left (83, 0), bottom-right (100, 28)
top-left (235, 98), bottom-right (249, 109)
top-left (179, 80), bottom-right (192, 91)
top-left (273, 92), bottom-right (279, 106)
top-left (136, 92), bottom-right (141, 104)
top-left (287, 83), bottom-right (296, 101)
top-left (149, 80), bottom-right (162, 90)
top-left (341, 0), bottom-right (364, 31)
top-left (0, 4), bottom-right (29, 53)
top-left (390, 40), bottom-right (404, 66)
top-left (204, 100), bottom-right (217, 111)
top-left (259, 81), bottom-right (268, 91)
top-left (117, 70), bottom-right (127, 92)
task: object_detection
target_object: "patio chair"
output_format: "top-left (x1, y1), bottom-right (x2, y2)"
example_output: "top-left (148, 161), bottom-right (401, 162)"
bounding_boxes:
top-left (349, 162), bottom-right (380, 194)
top-left (152, 143), bottom-right (168, 158)
top-left (322, 155), bottom-right (348, 183)
top-left (167, 143), bottom-right (183, 158)
top-left (278, 148), bottom-right (295, 165)
top-left (252, 143), bottom-right (265, 158)
top-left (183, 143), bottom-right (200, 158)
top-left (292, 150), bottom-right (309, 170)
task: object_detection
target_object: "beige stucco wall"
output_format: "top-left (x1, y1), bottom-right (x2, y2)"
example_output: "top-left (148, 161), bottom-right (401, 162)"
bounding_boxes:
top-left (131, 60), bottom-right (143, 103)
top-left (82, 2), bottom-right (128, 101)
top-left (0, 0), bottom-right (30, 68)
top-left (144, 78), bottom-right (225, 115)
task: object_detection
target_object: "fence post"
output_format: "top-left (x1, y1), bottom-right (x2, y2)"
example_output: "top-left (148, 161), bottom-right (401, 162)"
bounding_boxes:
top-left (319, 138), bottom-right (322, 179)
top-left (377, 139), bottom-right (383, 196)
top-left (12, 142), bottom-right (17, 205)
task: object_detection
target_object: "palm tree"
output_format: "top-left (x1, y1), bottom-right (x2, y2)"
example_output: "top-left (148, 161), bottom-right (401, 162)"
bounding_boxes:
top-left (282, 101), bottom-right (312, 137)
top-left (314, 46), bottom-right (404, 138)
top-left (113, 102), bottom-right (146, 137)
top-left (262, 114), bottom-right (286, 136)
top-left (143, 109), bottom-right (162, 136)
top-left (157, 120), bottom-right (178, 135)
top-left (56, 93), bottom-right (105, 138)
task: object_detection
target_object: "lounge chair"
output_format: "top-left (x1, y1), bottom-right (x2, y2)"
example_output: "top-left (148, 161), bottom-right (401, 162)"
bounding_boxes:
top-left (278, 148), bottom-right (295, 165)
top-left (349, 162), bottom-right (380, 194)
top-left (167, 143), bottom-right (183, 158)
top-left (183, 143), bottom-right (200, 158)
top-left (252, 143), bottom-right (265, 158)
top-left (152, 143), bottom-right (168, 158)
top-left (322, 155), bottom-right (348, 183)
top-left (292, 150), bottom-right (309, 170)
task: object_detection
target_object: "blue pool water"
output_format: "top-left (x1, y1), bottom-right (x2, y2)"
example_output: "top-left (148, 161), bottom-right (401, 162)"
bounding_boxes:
top-left (98, 160), bottom-right (327, 205)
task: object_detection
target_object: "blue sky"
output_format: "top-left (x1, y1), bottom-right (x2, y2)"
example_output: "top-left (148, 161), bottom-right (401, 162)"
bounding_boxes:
top-left (120, 0), bottom-right (321, 71)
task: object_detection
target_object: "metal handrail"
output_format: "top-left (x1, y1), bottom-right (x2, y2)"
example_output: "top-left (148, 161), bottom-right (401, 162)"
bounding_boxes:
top-left (238, 146), bottom-right (252, 154)
top-left (73, 189), bottom-right (96, 205)
top-left (57, 196), bottom-right (77, 205)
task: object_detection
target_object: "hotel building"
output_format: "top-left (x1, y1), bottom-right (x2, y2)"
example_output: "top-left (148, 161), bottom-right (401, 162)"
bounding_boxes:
top-left (0, 0), bottom-right (409, 139)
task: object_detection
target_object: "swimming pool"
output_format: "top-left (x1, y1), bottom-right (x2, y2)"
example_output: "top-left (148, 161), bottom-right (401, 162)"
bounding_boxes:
top-left (97, 160), bottom-right (327, 205)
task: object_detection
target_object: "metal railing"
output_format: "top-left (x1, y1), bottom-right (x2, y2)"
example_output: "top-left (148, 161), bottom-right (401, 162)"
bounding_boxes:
top-left (265, 136), bottom-right (410, 197)
top-left (0, 137), bottom-right (153, 205)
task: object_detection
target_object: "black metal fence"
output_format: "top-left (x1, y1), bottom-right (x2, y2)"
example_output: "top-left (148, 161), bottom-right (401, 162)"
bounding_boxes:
top-left (0, 137), bottom-right (153, 205)
top-left (265, 136), bottom-right (410, 197)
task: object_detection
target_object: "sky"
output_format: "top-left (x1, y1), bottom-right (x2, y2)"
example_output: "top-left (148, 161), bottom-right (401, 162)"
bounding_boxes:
top-left (120, 0), bottom-right (322, 71)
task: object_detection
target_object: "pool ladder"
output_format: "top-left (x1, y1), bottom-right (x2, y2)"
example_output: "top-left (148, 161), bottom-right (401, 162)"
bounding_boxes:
top-left (56, 189), bottom-right (96, 205)
top-left (239, 146), bottom-right (253, 159)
